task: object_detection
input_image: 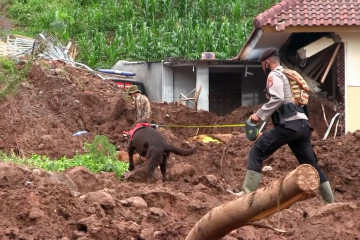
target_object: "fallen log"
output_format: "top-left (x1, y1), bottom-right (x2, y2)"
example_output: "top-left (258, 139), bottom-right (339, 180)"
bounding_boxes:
top-left (185, 164), bottom-right (319, 240)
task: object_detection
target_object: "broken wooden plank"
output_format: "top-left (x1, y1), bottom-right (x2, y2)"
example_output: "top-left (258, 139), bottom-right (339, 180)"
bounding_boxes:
top-left (301, 53), bottom-right (326, 76)
top-left (320, 43), bottom-right (341, 84)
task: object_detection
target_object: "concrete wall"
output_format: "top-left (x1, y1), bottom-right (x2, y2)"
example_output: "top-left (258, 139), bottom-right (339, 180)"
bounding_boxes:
top-left (112, 60), bottom-right (163, 102)
top-left (339, 32), bottom-right (360, 132)
top-left (345, 86), bottom-right (360, 132)
top-left (161, 63), bottom-right (174, 102)
top-left (173, 66), bottom-right (196, 103)
top-left (196, 62), bottom-right (209, 111)
top-left (147, 62), bottom-right (163, 101)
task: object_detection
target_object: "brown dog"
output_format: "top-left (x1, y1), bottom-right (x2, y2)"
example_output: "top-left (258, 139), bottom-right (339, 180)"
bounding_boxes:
top-left (127, 119), bottom-right (198, 182)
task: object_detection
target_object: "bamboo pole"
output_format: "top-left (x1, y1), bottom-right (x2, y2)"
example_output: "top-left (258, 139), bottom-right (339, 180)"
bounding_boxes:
top-left (185, 164), bottom-right (319, 240)
top-left (320, 43), bottom-right (341, 84)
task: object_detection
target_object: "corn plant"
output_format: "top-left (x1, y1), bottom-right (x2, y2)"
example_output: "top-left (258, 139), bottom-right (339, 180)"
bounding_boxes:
top-left (5, 0), bottom-right (280, 68)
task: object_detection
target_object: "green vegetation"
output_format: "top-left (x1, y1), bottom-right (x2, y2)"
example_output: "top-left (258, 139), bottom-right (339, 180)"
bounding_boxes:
top-left (0, 56), bottom-right (32, 100)
top-left (4, 0), bottom-right (280, 69)
top-left (0, 0), bottom-right (280, 176)
top-left (1, 135), bottom-right (128, 178)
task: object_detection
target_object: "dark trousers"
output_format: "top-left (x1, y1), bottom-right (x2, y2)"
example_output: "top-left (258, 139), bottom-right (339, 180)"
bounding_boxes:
top-left (247, 119), bottom-right (328, 183)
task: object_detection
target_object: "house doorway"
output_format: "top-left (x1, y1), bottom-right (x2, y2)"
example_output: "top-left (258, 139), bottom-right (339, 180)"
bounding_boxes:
top-left (209, 72), bottom-right (242, 116)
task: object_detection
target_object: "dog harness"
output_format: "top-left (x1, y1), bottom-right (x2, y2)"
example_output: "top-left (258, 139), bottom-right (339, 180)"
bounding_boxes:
top-left (125, 122), bottom-right (151, 140)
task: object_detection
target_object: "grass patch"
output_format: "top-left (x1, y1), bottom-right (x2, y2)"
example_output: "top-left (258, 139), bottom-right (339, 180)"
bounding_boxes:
top-left (0, 56), bottom-right (32, 100)
top-left (0, 135), bottom-right (129, 178)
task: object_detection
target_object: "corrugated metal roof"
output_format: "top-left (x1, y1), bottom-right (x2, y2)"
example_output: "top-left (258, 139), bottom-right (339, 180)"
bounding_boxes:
top-left (253, 0), bottom-right (360, 29)
top-left (0, 35), bottom-right (34, 56)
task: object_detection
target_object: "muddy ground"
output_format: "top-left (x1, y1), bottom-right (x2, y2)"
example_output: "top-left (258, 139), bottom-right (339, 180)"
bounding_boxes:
top-left (0, 60), bottom-right (359, 240)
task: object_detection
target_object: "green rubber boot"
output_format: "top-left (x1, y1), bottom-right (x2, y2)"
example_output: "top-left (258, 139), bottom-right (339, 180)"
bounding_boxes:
top-left (231, 170), bottom-right (262, 196)
top-left (319, 181), bottom-right (334, 204)
top-left (242, 170), bottom-right (262, 193)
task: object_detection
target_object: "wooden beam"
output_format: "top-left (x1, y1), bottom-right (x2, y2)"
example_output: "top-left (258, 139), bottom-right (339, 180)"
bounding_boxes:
top-left (185, 164), bottom-right (319, 240)
top-left (301, 54), bottom-right (326, 76)
top-left (320, 43), bottom-right (341, 84)
top-left (193, 85), bottom-right (202, 110)
top-left (313, 63), bottom-right (328, 82)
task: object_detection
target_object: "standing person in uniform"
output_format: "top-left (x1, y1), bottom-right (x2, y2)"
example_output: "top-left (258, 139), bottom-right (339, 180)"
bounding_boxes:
top-left (127, 85), bottom-right (151, 120)
top-left (236, 47), bottom-right (334, 204)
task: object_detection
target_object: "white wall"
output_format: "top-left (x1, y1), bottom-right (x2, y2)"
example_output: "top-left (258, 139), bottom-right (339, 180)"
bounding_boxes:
top-left (173, 66), bottom-right (196, 103)
top-left (338, 32), bottom-right (360, 132)
top-left (340, 33), bottom-right (360, 87)
top-left (196, 62), bottom-right (209, 111)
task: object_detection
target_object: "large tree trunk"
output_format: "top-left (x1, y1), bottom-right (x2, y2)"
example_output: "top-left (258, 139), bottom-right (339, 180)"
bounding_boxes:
top-left (185, 164), bottom-right (319, 240)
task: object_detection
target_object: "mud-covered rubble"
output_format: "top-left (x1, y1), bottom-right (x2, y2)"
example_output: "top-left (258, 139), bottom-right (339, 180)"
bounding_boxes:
top-left (0, 60), bottom-right (359, 239)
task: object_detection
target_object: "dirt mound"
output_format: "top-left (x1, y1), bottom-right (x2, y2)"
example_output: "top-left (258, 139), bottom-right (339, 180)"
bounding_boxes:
top-left (0, 60), bottom-right (359, 240)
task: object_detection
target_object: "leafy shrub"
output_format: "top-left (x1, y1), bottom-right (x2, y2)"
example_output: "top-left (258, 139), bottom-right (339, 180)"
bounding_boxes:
top-left (0, 57), bottom-right (31, 100)
top-left (0, 135), bottom-right (129, 178)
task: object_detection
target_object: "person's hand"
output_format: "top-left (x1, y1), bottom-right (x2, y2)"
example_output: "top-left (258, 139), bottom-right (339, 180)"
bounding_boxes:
top-left (250, 114), bottom-right (260, 123)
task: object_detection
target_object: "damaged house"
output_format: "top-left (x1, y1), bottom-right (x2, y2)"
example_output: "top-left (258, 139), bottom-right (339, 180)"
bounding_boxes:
top-left (233, 0), bottom-right (360, 133)
top-left (113, 58), bottom-right (266, 116)
top-left (3, 1), bottom-right (358, 134)
top-left (116, 0), bottom-right (360, 134)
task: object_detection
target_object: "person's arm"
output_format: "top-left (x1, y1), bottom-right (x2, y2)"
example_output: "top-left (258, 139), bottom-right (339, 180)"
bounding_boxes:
top-left (254, 72), bottom-right (284, 121)
top-left (134, 97), bottom-right (140, 120)
top-left (141, 95), bottom-right (151, 119)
